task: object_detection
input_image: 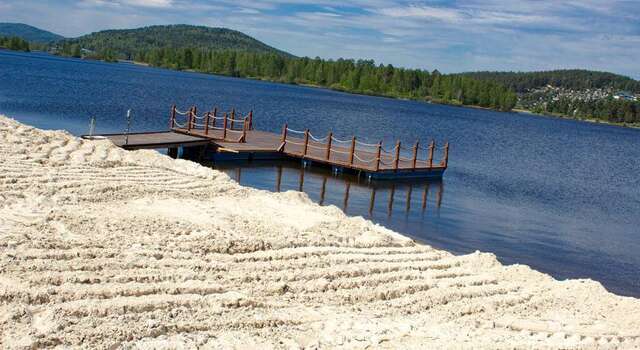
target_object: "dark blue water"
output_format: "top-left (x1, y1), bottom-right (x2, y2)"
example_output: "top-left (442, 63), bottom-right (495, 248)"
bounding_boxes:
top-left (2, 50), bottom-right (639, 296)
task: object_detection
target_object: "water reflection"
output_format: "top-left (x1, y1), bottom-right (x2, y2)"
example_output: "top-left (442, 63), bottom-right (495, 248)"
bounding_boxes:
top-left (213, 160), bottom-right (443, 219)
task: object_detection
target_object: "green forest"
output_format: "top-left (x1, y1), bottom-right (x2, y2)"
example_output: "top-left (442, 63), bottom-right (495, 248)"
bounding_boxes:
top-left (458, 70), bottom-right (640, 93)
top-left (0, 36), bottom-right (30, 51)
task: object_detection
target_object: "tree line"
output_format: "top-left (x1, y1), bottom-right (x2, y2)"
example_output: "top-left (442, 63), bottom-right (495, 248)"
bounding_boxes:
top-left (73, 47), bottom-right (517, 111)
top-left (529, 97), bottom-right (640, 124)
top-left (0, 36), bottom-right (30, 51)
top-left (458, 70), bottom-right (640, 93)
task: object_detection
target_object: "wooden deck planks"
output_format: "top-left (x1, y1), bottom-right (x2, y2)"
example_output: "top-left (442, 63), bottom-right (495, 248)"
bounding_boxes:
top-left (84, 131), bottom-right (210, 150)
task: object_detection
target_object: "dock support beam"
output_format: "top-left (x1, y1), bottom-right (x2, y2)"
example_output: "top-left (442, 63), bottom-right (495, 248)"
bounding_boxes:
top-left (167, 147), bottom-right (178, 159)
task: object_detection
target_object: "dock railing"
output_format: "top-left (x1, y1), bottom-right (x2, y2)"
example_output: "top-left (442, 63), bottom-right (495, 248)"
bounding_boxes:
top-left (279, 124), bottom-right (449, 172)
top-left (170, 104), bottom-right (253, 143)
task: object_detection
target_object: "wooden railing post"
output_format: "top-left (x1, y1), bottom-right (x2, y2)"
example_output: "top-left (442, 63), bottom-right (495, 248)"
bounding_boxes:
top-left (170, 104), bottom-right (176, 129)
top-left (303, 129), bottom-right (310, 156)
top-left (441, 142), bottom-right (449, 167)
top-left (240, 117), bottom-right (248, 143)
top-left (428, 140), bottom-right (435, 168)
top-left (412, 141), bottom-right (419, 169)
top-left (325, 132), bottom-right (333, 160)
top-left (204, 112), bottom-right (210, 135)
top-left (212, 107), bottom-right (217, 127)
top-left (222, 112), bottom-right (228, 140)
top-left (375, 141), bottom-right (382, 171)
top-left (349, 136), bottom-right (356, 165)
top-left (279, 123), bottom-right (288, 152)
top-left (230, 109), bottom-right (235, 130)
top-left (187, 107), bottom-right (193, 132)
top-left (248, 110), bottom-right (253, 130)
top-left (393, 140), bottom-right (401, 170)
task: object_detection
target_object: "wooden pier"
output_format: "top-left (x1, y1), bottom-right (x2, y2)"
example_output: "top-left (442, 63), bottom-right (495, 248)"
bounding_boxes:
top-left (87, 105), bottom-right (449, 180)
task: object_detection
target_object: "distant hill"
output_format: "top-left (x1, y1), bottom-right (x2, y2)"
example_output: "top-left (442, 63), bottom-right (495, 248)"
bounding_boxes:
top-left (0, 23), bottom-right (64, 43)
top-left (456, 70), bottom-right (640, 93)
top-left (60, 24), bottom-right (291, 60)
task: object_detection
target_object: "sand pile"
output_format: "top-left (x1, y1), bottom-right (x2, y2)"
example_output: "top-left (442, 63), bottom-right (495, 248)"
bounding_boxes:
top-left (0, 115), bottom-right (639, 349)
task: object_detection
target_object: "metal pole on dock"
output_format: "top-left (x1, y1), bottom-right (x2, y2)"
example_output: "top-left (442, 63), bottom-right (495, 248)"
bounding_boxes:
top-left (349, 136), bottom-right (356, 165)
top-left (222, 113), bottom-right (228, 140)
top-left (428, 140), bottom-right (435, 168)
top-left (325, 132), bottom-right (333, 160)
top-left (124, 109), bottom-right (132, 146)
top-left (375, 141), bottom-right (382, 171)
top-left (412, 141), bottom-right (419, 169)
top-left (394, 140), bottom-right (401, 170)
top-left (303, 130), bottom-right (310, 156)
top-left (170, 104), bottom-right (176, 129)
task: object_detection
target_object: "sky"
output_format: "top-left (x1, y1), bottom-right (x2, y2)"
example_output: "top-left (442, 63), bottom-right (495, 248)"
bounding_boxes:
top-left (1, 0), bottom-right (639, 79)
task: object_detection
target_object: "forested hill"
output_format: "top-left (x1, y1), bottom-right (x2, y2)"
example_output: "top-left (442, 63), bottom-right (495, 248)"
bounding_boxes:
top-left (0, 23), bottom-right (64, 43)
top-left (60, 25), bottom-right (291, 60)
top-left (456, 70), bottom-right (640, 93)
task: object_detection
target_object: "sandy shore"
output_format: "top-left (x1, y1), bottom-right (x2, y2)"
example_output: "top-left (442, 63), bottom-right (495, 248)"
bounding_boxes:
top-left (0, 115), bottom-right (639, 349)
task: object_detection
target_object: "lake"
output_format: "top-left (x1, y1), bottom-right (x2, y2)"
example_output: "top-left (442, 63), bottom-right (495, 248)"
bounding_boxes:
top-left (1, 50), bottom-right (639, 297)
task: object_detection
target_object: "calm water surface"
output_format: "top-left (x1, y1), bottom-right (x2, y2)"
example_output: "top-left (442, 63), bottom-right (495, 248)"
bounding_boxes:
top-left (1, 50), bottom-right (639, 296)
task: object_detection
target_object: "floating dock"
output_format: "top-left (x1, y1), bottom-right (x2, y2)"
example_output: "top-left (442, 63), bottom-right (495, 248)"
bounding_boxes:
top-left (87, 105), bottom-right (449, 180)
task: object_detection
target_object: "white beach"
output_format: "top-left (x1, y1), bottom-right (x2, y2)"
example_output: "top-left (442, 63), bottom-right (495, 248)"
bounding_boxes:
top-left (1, 114), bottom-right (639, 349)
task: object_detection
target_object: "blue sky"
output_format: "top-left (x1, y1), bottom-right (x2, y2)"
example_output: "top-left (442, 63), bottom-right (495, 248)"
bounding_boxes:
top-left (1, 0), bottom-right (639, 78)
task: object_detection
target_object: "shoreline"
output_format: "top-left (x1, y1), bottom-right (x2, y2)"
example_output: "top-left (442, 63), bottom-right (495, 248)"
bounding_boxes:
top-left (1, 114), bottom-right (640, 348)
top-left (513, 108), bottom-right (640, 129)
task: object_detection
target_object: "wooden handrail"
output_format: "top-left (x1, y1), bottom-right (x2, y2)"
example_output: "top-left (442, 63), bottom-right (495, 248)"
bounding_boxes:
top-left (230, 109), bottom-right (235, 130)
top-left (204, 112), bottom-right (210, 135)
top-left (170, 104), bottom-right (176, 129)
top-left (325, 132), bottom-right (333, 160)
top-left (375, 141), bottom-right (382, 171)
top-left (281, 123), bottom-right (288, 143)
top-left (412, 141), bottom-right (419, 169)
top-left (303, 129), bottom-right (309, 156)
top-left (222, 112), bottom-right (228, 140)
top-left (240, 117), bottom-right (248, 143)
top-left (187, 107), bottom-right (193, 132)
top-left (248, 111), bottom-right (253, 130)
top-left (428, 140), bottom-right (435, 168)
top-left (442, 142), bottom-right (449, 167)
top-left (349, 136), bottom-right (356, 165)
top-left (393, 140), bottom-right (401, 170)
top-left (212, 107), bottom-right (217, 127)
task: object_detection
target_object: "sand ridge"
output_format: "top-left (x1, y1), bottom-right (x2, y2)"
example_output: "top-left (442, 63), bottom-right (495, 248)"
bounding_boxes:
top-left (0, 115), bottom-right (639, 349)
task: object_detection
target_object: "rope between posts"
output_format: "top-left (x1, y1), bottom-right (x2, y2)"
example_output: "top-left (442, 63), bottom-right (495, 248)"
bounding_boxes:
top-left (175, 109), bottom-right (190, 115)
top-left (285, 140), bottom-right (305, 146)
top-left (192, 122), bottom-right (205, 127)
top-left (227, 118), bottom-right (245, 123)
top-left (286, 128), bottom-right (306, 134)
top-left (330, 149), bottom-right (350, 155)
top-left (331, 136), bottom-right (351, 143)
top-left (173, 121), bottom-right (186, 128)
top-left (355, 140), bottom-right (379, 148)
top-left (192, 114), bottom-right (206, 120)
top-left (306, 143), bottom-right (327, 150)
top-left (353, 153), bottom-right (377, 163)
top-left (309, 133), bottom-right (329, 142)
top-left (399, 156), bottom-right (413, 162)
top-left (381, 144), bottom-right (399, 153)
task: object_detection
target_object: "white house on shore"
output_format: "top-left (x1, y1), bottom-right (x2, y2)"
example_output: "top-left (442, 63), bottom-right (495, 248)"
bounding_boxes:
top-left (613, 91), bottom-right (637, 101)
